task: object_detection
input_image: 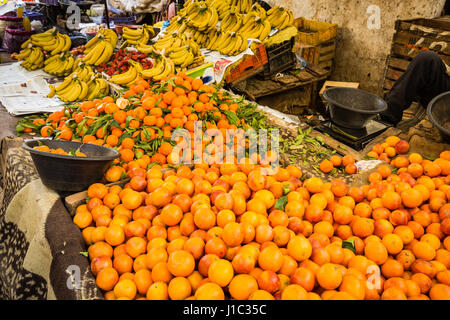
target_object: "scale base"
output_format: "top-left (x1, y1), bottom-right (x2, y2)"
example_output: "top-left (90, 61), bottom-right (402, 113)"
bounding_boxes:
top-left (316, 119), bottom-right (392, 151)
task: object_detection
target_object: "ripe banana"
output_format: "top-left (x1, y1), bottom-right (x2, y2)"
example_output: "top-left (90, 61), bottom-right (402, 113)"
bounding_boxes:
top-left (47, 84), bottom-right (56, 98)
top-left (110, 63), bottom-right (139, 86)
top-left (83, 41), bottom-right (106, 65)
top-left (141, 57), bottom-right (165, 80)
top-left (94, 42), bottom-right (113, 66)
top-left (267, 7), bottom-right (293, 30)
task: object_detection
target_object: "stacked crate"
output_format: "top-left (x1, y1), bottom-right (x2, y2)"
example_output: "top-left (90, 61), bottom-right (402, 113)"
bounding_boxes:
top-left (383, 16), bottom-right (450, 96)
top-left (293, 17), bottom-right (338, 75)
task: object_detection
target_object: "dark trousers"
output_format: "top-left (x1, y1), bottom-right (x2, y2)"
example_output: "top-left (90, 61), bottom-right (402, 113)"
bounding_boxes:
top-left (382, 50), bottom-right (450, 125)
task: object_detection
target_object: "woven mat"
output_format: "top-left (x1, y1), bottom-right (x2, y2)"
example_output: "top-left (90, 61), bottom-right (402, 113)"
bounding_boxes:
top-left (0, 136), bottom-right (102, 300)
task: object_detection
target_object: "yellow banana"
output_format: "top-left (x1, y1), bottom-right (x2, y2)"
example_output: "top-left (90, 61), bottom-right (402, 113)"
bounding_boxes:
top-left (83, 41), bottom-right (106, 65)
top-left (94, 42), bottom-right (113, 66)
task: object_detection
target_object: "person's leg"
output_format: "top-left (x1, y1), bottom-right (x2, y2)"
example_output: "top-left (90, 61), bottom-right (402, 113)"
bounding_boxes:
top-left (381, 50), bottom-right (450, 125)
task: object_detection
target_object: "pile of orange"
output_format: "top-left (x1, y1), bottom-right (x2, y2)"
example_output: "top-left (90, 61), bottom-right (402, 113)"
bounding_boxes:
top-left (319, 154), bottom-right (357, 175)
top-left (33, 145), bottom-right (86, 157)
top-left (26, 74), bottom-right (260, 183)
top-left (319, 136), bottom-right (413, 176)
top-left (73, 149), bottom-right (450, 300)
top-left (367, 136), bottom-right (410, 162)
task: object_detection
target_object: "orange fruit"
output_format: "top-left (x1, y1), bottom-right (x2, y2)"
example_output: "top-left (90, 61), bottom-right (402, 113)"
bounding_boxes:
top-left (248, 290), bottom-right (275, 300)
top-left (167, 250), bottom-right (195, 277)
top-left (281, 284), bottom-right (308, 300)
top-left (287, 235), bottom-right (312, 262)
top-left (228, 274), bottom-right (258, 300)
top-left (316, 263), bottom-right (343, 290)
top-left (339, 275), bottom-right (365, 300)
top-left (168, 277), bottom-right (192, 300)
top-left (429, 284), bottom-right (450, 300)
top-left (146, 281), bottom-right (168, 300)
top-left (382, 233), bottom-right (404, 255)
top-left (290, 267), bottom-right (315, 292)
top-left (208, 259), bottom-right (234, 287)
top-left (194, 282), bottom-right (225, 300)
top-left (96, 267), bottom-right (119, 291)
top-left (381, 287), bottom-right (407, 300)
top-left (113, 279), bottom-right (137, 300)
top-left (364, 240), bottom-right (388, 265)
top-left (412, 241), bottom-right (436, 261)
top-left (258, 245), bottom-right (283, 272)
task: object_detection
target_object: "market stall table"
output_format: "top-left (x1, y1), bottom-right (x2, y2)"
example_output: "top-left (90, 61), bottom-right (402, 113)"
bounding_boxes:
top-left (230, 64), bottom-right (330, 114)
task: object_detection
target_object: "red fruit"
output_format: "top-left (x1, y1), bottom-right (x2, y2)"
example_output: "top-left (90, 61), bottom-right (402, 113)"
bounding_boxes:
top-left (395, 140), bottom-right (410, 154)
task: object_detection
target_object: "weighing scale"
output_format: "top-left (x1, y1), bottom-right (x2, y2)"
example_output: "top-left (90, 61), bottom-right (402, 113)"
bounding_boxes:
top-left (316, 118), bottom-right (392, 151)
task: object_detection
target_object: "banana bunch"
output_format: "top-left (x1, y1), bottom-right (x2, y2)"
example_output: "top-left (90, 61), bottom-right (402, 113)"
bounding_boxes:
top-left (165, 16), bottom-right (188, 35)
top-left (98, 27), bottom-right (118, 48)
top-left (43, 52), bottom-right (76, 77)
top-left (240, 13), bottom-right (272, 41)
top-left (13, 45), bottom-right (33, 60)
top-left (122, 25), bottom-right (156, 45)
top-left (85, 27), bottom-right (118, 52)
top-left (185, 2), bottom-right (219, 32)
top-left (153, 33), bottom-right (184, 52)
top-left (249, 2), bottom-right (267, 19)
top-left (266, 6), bottom-right (294, 30)
top-left (48, 74), bottom-right (90, 102)
top-left (17, 47), bottom-right (45, 70)
top-left (264, 25), bottom-right (298, 47)
top-left (109, 60), bottom-right (143, 86)
top-left (220, 9), bottom-right (243, 33)
top-left (186, 55), bottom-right (205, 70)
top-left (141, 55), bottom-right (174, 81)
top-left (72, 61), bottom-right (95, 82)
top-left (190, 29), bottom-right (210, 48)
top-left (30, 28), bottom-right (72, 55)
top-left (229, 0), bottom-right (252, 13)
top-left (86, 77), bottom-right (110, 100)
top-left (82, 39), bottom-right (114, 66)
top-left (205, 0), bottom-right (231, 20)
top-left (166, 39), bottom-right (203, 69)
top-left (206, 28), bottom-right (221, 50)
top-left (135, 42), bottom-right (154, 54)
top-left (20, 39), bottom-right (32, 50)
top-left (211, 31), bottom-right (248, 56)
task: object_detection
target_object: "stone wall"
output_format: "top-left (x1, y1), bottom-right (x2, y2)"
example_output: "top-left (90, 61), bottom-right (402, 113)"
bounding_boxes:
top-left (272, 0), bottom-right (446, 95)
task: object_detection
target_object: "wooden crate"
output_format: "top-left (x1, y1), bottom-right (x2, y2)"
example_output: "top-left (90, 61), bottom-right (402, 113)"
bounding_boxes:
top-left (294, 17), bottom-right (338, 46)
top-left (319, 80), bottom-right (360, 105)
top-left (382, 55), bottom-right (410, 93)
top-left (383, 16), bottom-right (450, 94)
top-left (293, 39), bottom-right (336, 74)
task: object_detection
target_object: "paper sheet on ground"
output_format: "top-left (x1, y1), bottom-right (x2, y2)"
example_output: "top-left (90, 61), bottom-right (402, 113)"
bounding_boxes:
top-left (0, 62), bottom-right (64, 115)
top-left (0, 62), bottom-right (49, 85)
top-left (0, 95), bottom-right (63, 116)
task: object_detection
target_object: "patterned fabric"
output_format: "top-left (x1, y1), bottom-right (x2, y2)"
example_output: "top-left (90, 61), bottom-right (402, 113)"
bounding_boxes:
top-left (0, 143), bottom-right (44, 299)
top-left (0, 137), bottom-right (103, 300)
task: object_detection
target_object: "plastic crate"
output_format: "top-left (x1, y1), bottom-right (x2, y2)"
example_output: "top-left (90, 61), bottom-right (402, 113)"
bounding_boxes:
top-left (225, 42), bottom-right (268, 84)
top-left (260, 37), bottom-right (296, 79)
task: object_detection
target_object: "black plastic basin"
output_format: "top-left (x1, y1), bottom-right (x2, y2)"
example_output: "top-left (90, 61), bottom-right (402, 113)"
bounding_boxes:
top-left (23, 139), bottom-right (120, 192)
top-left (427, 91), bottom-right (450, 143)
top-left (323, 87), bottom-right (388, 129)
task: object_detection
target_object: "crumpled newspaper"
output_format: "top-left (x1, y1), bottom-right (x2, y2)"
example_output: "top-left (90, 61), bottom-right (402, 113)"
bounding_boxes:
top-left (355, 159), bottom-right (384, 172)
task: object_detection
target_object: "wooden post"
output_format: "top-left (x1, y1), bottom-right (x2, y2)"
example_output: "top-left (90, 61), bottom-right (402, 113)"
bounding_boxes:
top-left (103, 0), bottom-right (110, 28)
